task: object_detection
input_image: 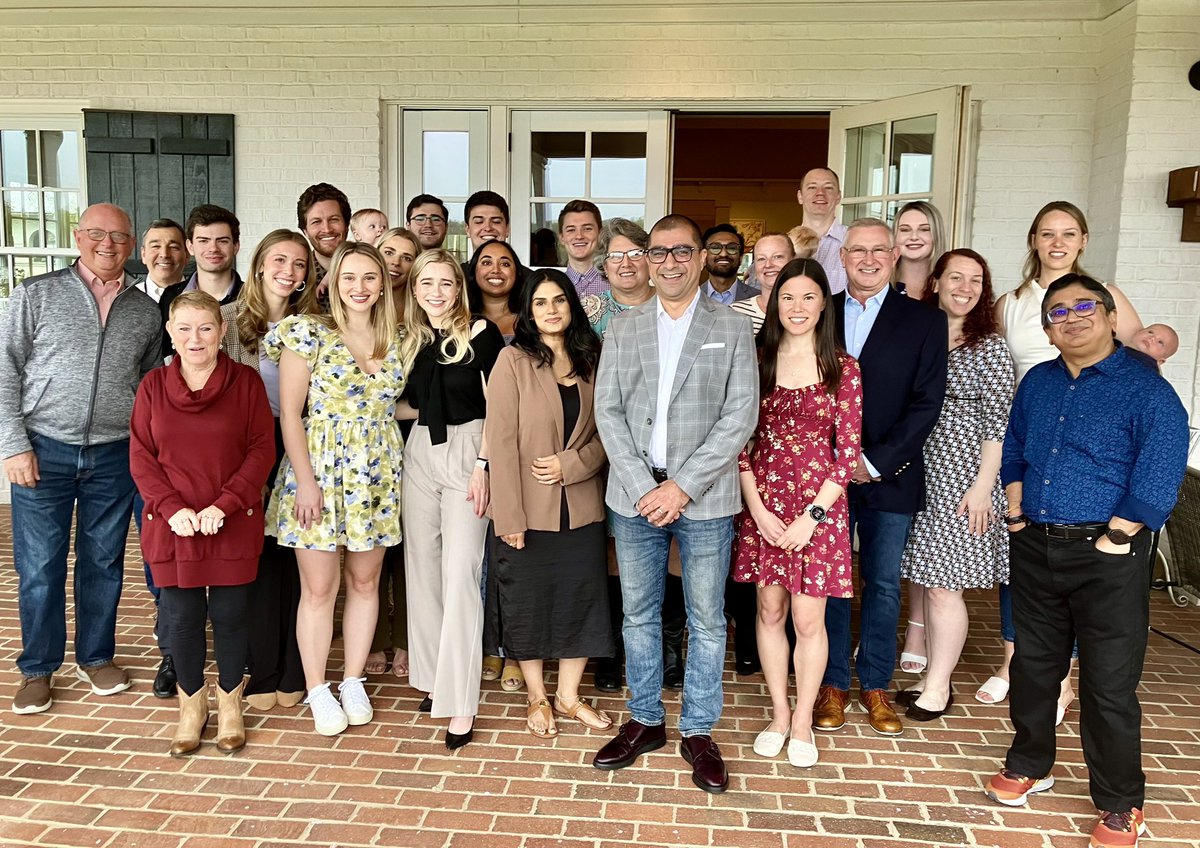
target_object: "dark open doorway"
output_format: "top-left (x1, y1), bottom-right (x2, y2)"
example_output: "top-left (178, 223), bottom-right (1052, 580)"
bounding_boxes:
top-left (671, 113), bottom-right (830, 242)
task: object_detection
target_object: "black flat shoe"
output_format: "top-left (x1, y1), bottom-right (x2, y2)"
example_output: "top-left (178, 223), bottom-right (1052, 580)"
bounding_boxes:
top-left (153, 655), bottom-right (177, 699)
top-left (418, 695), bottom-right (432, 713)
top-left (905, 692), bottom-right (953, 722)
top-left (594, 657), bottom-right (623, 693)
top-left (894, 687), bottom-right (923, 707)
top-left (445, 721), bottom-right (474, 750)
top-left (735, 657), bottom-right (761, 676)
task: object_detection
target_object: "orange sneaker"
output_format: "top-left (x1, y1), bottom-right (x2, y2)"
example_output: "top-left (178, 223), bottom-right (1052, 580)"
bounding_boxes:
top-left (1089, 808), bottom-right (1146, 848)
top-left (983, 768), bottom-right (1055, 807)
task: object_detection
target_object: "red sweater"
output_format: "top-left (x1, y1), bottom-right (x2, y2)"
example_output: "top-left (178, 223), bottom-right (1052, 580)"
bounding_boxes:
top-left (130, 352), bottom-right (275, 588)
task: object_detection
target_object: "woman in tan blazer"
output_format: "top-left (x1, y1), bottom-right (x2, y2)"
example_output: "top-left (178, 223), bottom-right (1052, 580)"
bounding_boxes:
top-left (484, 269), bottom-right (613, 740)
top-left (218, 229), bottom-right (317, 712)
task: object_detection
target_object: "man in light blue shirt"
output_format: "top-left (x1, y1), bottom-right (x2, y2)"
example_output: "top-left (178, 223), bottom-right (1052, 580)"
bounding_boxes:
top-left (798, 168), bottom-right (849, 295)
top-left (700, 224), bottom-right (758, 305)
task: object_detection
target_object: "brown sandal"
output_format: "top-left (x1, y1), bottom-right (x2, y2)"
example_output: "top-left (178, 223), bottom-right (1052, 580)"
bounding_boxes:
top-left (553, 694), bottom-right (613, 730)
top-left (526, 698), bottom-right (558, 738)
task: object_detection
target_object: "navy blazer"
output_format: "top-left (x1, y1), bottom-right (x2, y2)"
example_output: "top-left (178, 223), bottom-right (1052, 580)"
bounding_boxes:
top-left (833, 288), bottom-right (948, 514)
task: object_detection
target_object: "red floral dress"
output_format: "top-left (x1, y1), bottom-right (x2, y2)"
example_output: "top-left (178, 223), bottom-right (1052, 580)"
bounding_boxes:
top-left (733, 355), bottom-right (863, 597)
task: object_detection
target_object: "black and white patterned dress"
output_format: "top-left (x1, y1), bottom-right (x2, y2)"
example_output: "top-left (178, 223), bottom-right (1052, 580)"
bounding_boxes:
top-left (901, 334), bottom-right (1014, 589)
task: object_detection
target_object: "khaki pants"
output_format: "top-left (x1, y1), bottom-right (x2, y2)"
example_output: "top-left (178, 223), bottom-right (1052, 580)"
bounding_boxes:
top-left (403, 421), bottom-right (487, 719)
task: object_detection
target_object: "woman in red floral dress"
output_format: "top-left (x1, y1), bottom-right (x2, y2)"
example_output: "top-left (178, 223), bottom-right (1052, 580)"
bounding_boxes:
top-left (733, 258), bottom-right (862, 770)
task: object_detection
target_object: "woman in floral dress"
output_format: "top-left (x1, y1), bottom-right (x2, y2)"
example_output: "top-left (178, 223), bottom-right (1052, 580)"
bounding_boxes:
top-left (266, 242), bottom-right (404, 737)
top-left (734, 258), bottom-right (862, 770)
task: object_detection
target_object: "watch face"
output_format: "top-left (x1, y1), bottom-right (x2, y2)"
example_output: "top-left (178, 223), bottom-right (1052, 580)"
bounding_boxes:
top-left (809, 505), bottom-right (827, 523)
top-left (1106, 528), bottom-right (1132, 545)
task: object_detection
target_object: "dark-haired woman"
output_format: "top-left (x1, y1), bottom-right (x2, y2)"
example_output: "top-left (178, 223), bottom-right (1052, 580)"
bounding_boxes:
top-left (733, 258), bottom-right (862, 769)
top-left (899, 250), bottom-right (1013, 722)
top-left (467, 239), bottom-right (524, 342)
top-left (220, 229), bottom-right (318, 712)
top-left (483, 269), bottom-right (613, 739)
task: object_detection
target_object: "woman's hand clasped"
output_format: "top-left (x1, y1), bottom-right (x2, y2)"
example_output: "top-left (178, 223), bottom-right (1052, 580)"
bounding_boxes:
top-left (168, 508), bottom-right (200, 537)
top-left (751, 507), bottom-right (787, 546)
top-left (295, 481), bottom-right (324, 530)
top-left (774, 516), bottom-right (816, 553)
top-left (531, 454), bottom-right (564, 485)
top-left (501, 531), bottom-right (526, 550)
top-left (196, 505), bottom-right (226, 536)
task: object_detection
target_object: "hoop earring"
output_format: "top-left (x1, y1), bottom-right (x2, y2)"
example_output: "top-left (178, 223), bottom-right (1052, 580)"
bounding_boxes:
top-left (295, 281), bottom-right (307, 293)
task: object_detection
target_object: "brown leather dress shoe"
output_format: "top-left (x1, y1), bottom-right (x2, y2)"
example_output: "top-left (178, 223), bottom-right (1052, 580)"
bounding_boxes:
top-left (860, 688), bottom-right (903, 736)
top-left (812, 685), bottom-right (850, 732)
top-left (679, 735), bottom-right (729, 793)
top-left (592, 719), bottom-right (666, 770)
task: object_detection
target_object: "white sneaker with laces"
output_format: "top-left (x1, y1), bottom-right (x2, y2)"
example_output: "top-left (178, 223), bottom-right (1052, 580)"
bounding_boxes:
top-left (338, 676), bottom-right (373, 726)
top-left (306, 683), bottom-right (349, 736)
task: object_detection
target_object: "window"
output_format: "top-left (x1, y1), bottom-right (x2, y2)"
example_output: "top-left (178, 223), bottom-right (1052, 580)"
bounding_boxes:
top-left (1, 121), bottom-right (85, 300)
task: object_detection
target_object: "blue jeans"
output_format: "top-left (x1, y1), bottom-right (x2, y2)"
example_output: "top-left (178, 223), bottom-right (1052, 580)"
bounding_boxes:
top-left (132, 491), bottom-right (169, 654)
top-left (11, 433), bottom-right (135, 678)
top-left (611, 511), bottom-right (733, 736)
top-left (823, 505), bottom-right (911, 692)
top-left (999, 581), bottom-right (1015, 643)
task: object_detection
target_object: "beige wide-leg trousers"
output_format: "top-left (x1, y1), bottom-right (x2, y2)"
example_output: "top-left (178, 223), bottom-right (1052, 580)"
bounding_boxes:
top-left (403, 421), bottom-right (487, 719)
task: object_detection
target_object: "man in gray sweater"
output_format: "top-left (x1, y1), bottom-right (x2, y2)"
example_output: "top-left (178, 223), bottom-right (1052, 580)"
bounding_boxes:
top-left (0, 203), bottom-right (162, 715)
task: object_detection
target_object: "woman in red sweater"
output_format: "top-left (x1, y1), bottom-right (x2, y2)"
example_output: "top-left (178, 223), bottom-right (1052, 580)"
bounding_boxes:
top-left (130, 291), bottom-right (275, 757)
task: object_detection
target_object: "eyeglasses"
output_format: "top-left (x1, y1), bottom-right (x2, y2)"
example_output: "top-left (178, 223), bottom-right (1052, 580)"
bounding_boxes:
top-left (844, 246), bottom-right (893, 260)
top-left (1044, 300), bottom-right (1101, 325)
top-left (604, 248), bottom-right (646, 263)
top-left (79, 228), bottom-right (132, 245)
top-left (409, 214), bottom-right (446, 225)
top-left (647, 245), bottom-right (697, 263)
top-left (704, 243), bottom-right (742, 256)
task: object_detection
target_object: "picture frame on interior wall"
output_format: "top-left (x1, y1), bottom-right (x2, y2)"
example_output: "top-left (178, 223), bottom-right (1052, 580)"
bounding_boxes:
top-left (730, 219), bottom-right (766, 248)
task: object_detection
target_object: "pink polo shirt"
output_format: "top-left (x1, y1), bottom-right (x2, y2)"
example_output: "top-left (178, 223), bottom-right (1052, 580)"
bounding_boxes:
top-left (75, 260), bottom-right (127, 326)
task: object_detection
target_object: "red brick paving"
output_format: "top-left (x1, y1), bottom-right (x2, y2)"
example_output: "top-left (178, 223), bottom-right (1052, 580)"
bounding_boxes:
top-left (0, 507), bottom-right (1198, 847)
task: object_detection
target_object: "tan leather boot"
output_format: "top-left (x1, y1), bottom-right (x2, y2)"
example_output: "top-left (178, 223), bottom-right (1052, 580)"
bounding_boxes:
top-left (169, 686), bottom-right (209, 758)
top-left (215, 681), bottom-right (245, 754)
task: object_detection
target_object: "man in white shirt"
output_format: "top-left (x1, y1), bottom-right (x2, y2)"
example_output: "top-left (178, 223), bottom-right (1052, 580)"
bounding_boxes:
top-left (798, 168), bottom-right (849, 295)
top-left (134, 219), bottom-right (186, 302)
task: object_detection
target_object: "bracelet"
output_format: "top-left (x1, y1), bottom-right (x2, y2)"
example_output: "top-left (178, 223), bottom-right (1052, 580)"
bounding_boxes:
top-left (1003, 513), bottom-right (1029, 526)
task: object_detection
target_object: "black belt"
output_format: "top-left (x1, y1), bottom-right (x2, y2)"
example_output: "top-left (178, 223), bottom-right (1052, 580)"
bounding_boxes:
top-left (1029, 521), bottom-right (1107, 541)
top-left (650, 467), bottom-right (668, 484)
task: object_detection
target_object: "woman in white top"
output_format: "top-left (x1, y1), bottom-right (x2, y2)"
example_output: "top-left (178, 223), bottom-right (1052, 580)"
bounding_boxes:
top-left (892, 201), bottom-right (944, 300)
top-left (732, 233), bottom-right (796, 336)
top-left (971, 201), bottom-right (1142, 715)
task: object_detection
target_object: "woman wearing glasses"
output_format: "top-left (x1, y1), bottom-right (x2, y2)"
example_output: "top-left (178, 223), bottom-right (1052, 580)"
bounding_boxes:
top-left (965, 201), bottom-right (1143, 715)
top-left (582, 218), bottom-right (654, 339)
top-left (731, 233), bottom-right (797, 336)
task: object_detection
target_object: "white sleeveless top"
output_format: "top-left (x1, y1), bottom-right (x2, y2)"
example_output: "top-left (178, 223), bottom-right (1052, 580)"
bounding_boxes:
top-left (1002, 280), bottom-right (1058, 385)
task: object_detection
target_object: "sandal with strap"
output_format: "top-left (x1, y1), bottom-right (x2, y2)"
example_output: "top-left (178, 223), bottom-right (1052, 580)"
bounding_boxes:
top-left (553, 694), bottom-right (613, 731)
top-left (899, 620), bottom-right (927, 674)
top-left (526, 698), bottom-right (558, 738)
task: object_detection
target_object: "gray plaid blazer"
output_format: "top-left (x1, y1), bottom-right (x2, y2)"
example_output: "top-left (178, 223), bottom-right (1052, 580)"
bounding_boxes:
top-left (595, 292), bottom-right (758, 520)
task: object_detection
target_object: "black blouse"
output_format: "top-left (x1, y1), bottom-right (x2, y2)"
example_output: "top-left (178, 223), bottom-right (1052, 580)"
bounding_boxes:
top-left (404, 318), bottom-right (505, 445)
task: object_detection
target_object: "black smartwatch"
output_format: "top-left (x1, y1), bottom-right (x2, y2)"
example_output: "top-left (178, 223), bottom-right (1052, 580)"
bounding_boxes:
top-left (805, 504), bottom-right (829, 524)
top-left (1105, 526), bottom-right (1134, 545)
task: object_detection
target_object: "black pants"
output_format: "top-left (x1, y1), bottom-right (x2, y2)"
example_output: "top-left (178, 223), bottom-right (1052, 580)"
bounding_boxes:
top-left (244, 539), bottom-right (306, 695)
top-left (1006, 525), bottom-right (1152, 812)
top-left (160, 583), bottom-right (253, 696)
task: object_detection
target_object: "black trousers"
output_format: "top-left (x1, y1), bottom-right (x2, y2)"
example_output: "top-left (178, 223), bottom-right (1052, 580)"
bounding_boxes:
top-left (244, 539), bottom-right (306, 695)
top-left (1006, 524), bottom-right (1152, 812)
top-left (160, 583), bottom-right (254, 695)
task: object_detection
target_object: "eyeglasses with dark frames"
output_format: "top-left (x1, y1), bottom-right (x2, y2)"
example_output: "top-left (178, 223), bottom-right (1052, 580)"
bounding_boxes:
top-left (646, 245), bottom-right (697, 264)
top-left (79, 228), bottom-right (132, 245)
top-left (704, 243), bottom-right (743, 256)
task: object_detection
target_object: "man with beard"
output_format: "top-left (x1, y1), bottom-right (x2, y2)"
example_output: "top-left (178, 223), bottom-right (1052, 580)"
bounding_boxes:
top-left (700, 224), bottom-right (757, 305)
top-left (298, 183), bottom-right (350, 292)
top-left (406, 194), bottom-right (449, 250)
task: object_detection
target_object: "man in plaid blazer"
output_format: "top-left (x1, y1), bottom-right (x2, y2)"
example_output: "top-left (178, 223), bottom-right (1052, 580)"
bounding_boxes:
top-left (592, 214), bottom-right (758, 794)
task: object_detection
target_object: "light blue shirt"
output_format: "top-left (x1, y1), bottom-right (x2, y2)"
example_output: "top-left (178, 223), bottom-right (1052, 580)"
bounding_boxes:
top-left (703, 280), bottom-right (736, 305)
top-left (844, 285), bottom-right (890, 479)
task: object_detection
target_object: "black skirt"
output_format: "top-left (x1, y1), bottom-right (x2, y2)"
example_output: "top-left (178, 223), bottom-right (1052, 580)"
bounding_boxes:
top-left (484, 520), bottom-right (613, 661)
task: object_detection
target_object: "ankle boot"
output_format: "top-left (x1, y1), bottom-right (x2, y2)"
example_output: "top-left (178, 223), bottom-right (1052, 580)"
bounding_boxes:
top-left (662, 574), bottom-right (686, 690)
top-left (215, 681), bottom-right (246, 754)
top-left (170, 685), bottom-right (209, 758)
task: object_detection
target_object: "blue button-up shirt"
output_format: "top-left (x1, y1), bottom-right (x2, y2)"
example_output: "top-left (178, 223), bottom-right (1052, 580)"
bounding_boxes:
top-left (844, 285), bottom-right (890, 479)
top-left (1001, 345), bottom-right (1188, 530)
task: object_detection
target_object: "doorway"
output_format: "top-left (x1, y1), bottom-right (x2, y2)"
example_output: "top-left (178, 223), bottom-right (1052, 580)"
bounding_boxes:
top-left (670, 113), bottom-right (831, 243)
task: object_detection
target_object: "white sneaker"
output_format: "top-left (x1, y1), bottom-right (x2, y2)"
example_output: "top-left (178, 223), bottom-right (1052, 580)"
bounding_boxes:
top-left (338, 676), bottom-right (373, 726)
top-left (306, 683), bottom-right (348, 736)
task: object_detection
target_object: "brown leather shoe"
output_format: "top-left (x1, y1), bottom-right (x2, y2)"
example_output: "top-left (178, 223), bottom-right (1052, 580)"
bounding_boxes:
top-left (592, 719), bottom-right (666, 770)
top-left (813, 685), bottom-right (849, 732)
top-left (860, 688), bottom-right (903, 736)
top-left (679, 735), bottom-right (729, 794)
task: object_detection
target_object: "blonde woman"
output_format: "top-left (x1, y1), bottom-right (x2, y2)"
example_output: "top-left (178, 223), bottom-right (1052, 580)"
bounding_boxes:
top-left (220, 229), bottom-right (318, 712)
top-left (397, 249), bottom-right (505, 749)
top-left (376, 227), bottom-right (420, 325)
top-left (265, 242), bottom-right (405, 736)
top-left (892, 201), bottom-right (944, 300)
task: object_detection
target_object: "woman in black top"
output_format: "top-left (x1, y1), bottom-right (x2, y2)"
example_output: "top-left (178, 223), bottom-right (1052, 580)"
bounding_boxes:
top-left (397, 248), bottom-right (504, 750)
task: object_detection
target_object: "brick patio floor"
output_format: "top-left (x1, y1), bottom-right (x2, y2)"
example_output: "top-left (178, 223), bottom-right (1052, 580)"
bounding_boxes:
top-left (0, 506), bottom-right (1197, 848)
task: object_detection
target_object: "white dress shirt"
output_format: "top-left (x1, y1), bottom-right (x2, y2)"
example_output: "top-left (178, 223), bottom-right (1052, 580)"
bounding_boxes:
top-left (649, 290), bottom-right (701, 468)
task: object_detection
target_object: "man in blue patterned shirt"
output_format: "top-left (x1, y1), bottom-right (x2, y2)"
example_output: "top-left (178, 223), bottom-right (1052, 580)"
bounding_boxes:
top-left (984, 273), bottom-right (1188, 848)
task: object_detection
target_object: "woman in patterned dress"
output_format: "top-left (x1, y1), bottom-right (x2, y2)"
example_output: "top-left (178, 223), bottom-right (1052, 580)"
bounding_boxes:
top-left (734, 258), bottom-right (862, 769)
top-left (265, 242), bottom-right (405, 737)
top-left (898, 249), bottom-right (1014, 721)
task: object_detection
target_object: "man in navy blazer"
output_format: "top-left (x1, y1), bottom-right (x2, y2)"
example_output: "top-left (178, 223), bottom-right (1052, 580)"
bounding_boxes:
top-left (815, 217), bottom-right (948, 737)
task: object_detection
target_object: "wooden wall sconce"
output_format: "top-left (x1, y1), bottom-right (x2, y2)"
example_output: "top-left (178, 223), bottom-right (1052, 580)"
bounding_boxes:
top-left (1167, 166), bottom-right (1200, 242)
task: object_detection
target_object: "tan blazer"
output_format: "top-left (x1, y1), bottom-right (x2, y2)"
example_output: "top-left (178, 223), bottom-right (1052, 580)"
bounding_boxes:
top-left (485, 345), bottom-right (607, 536)
top-left (219, 302), bottom-right (259, 370)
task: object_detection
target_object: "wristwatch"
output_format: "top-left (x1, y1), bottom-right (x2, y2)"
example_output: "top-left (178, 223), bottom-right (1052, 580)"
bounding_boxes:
top-left (475, 457), bottom-right (489, 471)
top-left (805, 504), bottom-right (829, 524)
top-left (1105, 526), bottom-right (1133, 545)
top-left (1003, 513), bottom-right (1029, 526)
